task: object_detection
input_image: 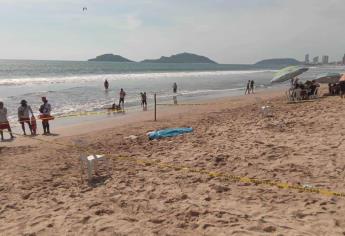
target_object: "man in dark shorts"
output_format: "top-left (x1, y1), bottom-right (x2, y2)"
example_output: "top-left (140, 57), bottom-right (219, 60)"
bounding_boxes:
top-left (119, 88), bottom-right (126, 109)
top-left (141, 92), bottom-right (147, 110)
top-left (245, 80), bottom-right (251, 94)
top-left (250, 80), bottom-right (255, 93)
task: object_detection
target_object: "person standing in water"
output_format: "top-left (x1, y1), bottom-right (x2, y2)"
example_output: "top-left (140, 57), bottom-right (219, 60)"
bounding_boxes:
top-left (18, 100), bottom-right (34, 135)
top-left (141, 92), bottom-right (147, 110)
top-left (104, 79), bottom-right (109, 90)
top-left (119, 88), bottom-right (126, 109)
top-left (39, 97), bottom-right (52, 135)
top-left (0, 102), bottom-right (14, 141)
top-left (250, 80), bottom-right (255, 94)
top-left (173, 82), bottom-right (178, 93)
top-left (245, 80), bottom-right (251, 95)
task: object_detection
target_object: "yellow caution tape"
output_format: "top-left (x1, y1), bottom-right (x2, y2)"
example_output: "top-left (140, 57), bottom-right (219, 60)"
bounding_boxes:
top-left (3, 130), bottom-right (345, 198)
top-left (110, 155), bottom-right (345, 198)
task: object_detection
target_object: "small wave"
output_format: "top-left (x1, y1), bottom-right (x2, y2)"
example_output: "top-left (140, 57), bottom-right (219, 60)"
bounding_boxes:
top-left (0, 70), bottom-right (277, 86)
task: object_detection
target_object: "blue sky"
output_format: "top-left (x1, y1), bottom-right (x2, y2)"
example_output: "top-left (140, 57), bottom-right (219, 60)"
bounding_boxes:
top-left (0, 0), bottom-right (344, 63)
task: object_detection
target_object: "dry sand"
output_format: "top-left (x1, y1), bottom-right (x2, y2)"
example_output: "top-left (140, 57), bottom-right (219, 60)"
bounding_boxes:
top-left (1, 88), bottom-right (345, 235)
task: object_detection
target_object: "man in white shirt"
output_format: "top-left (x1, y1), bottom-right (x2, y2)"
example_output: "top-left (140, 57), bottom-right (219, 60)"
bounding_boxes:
top-left (18, 100), bottom-right (33, 135)
top-left (0, 102), bottom-right (14, 141)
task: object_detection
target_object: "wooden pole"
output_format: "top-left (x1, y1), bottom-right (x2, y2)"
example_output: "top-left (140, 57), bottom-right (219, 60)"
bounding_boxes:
top-left (154, 93), bottom-right (157, 121)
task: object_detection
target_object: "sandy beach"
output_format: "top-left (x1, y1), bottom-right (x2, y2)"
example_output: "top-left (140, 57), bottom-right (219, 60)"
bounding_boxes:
top-left (1, 88), bottom-right (345, 236)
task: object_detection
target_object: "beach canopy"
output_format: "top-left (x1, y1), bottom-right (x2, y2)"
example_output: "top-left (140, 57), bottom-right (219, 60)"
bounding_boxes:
top-left (271, 66), bottom-right (309, 83)
top-left (315, 72), bottom-right (342, 84)
top-left (339, 74), bottom-right (345, 82)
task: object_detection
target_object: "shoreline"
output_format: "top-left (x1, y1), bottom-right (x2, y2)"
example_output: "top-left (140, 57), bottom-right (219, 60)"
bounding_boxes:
top-left (2, 86), bottom-right (286, 147)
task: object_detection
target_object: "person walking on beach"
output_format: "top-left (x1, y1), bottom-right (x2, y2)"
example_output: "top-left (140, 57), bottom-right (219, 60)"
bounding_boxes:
top-left (250, 80), bottom-right (255, 94)
top-left (0, 102), bottom-right (14, 141)
top-left (39, 97), bottom-right (52, 135)
top-left (245, 80), bottom-right (251, 94)
top-left (104, 79), bottom-right (109, 90)
top-left (173, 82), bottom-right (178, 93)
top-left (18, 100), bottom-right (34, 135)
top-left (119, 88), bottom-right (126, 109)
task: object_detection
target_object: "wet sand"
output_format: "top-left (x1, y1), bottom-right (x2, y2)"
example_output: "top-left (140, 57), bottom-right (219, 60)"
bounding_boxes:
top-left (1, 87), bottom-right (345, 235)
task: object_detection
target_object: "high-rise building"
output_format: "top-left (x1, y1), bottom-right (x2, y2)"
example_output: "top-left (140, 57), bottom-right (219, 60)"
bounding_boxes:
top-left (342, 54), bottom-right (345, 65)
top-left (322, 55), bottom-right (329, 64)
top-left (313, 56), bottom-right (319, 64)
top-left (305, 54), bottom-right (309, 64)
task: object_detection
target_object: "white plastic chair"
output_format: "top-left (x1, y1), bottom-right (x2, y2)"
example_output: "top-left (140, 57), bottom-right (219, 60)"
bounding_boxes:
top-left (80, 154), bottom-right (111, 182)
top-left (261, 105), bottom-right (273, 117)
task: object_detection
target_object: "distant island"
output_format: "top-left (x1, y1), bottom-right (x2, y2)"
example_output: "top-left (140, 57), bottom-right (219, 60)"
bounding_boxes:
top-left (254, 58), bottom-right (301, 67)
top-left (141, 52), bottom-right (217, 64)
top-left (88, 53), bottom-right (300, 68)
top-left (88, 54), bottom-right (133, 62)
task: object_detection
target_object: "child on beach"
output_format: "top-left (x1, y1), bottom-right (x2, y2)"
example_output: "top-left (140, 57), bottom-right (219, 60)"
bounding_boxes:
top-left (0, 102), bottom-right (14, 141)
top-left (39, 97), bottom-right (52, 135)
top-left (18, 100), bottom-right (34, 135)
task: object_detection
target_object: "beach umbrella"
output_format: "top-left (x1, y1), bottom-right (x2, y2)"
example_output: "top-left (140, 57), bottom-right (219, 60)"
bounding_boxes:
top-left (315, 72), bottom-right (341, 84)
top-left (271, 66), bottom-right (309, 83)
top-left (339, 74), bottom-right (345, 82)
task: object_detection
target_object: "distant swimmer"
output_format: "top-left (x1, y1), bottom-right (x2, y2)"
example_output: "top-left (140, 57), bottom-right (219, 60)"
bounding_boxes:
top-left (104, 79), bottom-right (109, 90)
top-left (18, 100), bottom-right (34, 135)
top-left (119, 88), bottom-right (126, 109)
top-left (173, 82), bottom-right (177, 93)
top-left (0, 101), bottom-right (14, 141)
top-left (39, 97), bottom-right (53, 135)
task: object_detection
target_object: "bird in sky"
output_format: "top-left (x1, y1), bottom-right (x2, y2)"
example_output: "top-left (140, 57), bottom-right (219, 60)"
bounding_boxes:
top-left (83, 7), bottom-right (87, 11)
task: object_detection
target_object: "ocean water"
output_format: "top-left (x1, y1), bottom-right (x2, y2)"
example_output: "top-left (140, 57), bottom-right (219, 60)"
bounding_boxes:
top-left (0, 60), bottom-right (344, 124)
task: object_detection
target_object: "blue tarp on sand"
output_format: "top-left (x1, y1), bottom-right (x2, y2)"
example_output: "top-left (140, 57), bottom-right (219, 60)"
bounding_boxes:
top-left (148, 127), bottom-right (193, 140)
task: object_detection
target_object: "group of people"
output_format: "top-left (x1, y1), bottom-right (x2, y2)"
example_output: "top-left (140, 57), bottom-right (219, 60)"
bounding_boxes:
top-left (245, 80), bottom-right (255, 94)
top-left (0, 97), bottom-right (52, 141)
top-left (289, 78), bottom-right (320, 100)
top-left (105, 80), bottom-right (179, 111)
top-left (328, 81), bottom-right (345, 98)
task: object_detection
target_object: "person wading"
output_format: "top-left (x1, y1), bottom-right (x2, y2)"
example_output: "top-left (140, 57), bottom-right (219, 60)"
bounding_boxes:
top-left (119, 88), bottom-right (126, 110)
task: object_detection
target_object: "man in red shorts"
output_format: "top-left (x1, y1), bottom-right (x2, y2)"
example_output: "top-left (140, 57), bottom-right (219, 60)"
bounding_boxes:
top-left (0, 102), bottom-right (14, 141)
